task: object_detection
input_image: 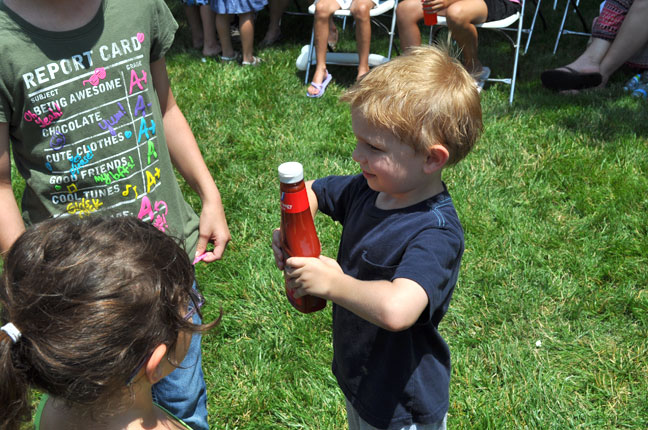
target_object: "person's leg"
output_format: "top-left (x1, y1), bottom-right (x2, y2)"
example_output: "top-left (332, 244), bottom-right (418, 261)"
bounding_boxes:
top-left (239, 12), bottom-right (256, 63)
top-left (561, 38), bottom-right (611, 75)
top-left (350, 0), bottom-right (375, 79)
top-left (184, 4), bottom-right (205, 49)
top-left (152, 283), bottom-right (208, 430)
top-left (216, 13), bottom-right (236, 58)
top-left (396, 0), bottom-right (424, 52)
top-left (540, 0), bottom-right (629, 89)
top-left (308, 0), bottom-right (340, 95)
top-left (262, 0), bottom-right (290, 44)
top-left (200, 4), bottom-right (221, 56)
top-left (328, 15), bottom-right (339, 49)
top-left (600, 0), bottom-right (648, 83)
top-left (443, 0), bottom-right (488, 73)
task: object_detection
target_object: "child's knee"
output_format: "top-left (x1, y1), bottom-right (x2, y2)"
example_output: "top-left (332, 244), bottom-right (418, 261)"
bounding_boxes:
top-left (315, 0), bottom-right (339, 17)
top-left (445, 3), bottom-right (471, 26)
top-left (350, 0), bottom-right (372, 18)
top-left (445, 2), bottom-right (484, 26)
top-left (396, 0), bottom-right (422, 23)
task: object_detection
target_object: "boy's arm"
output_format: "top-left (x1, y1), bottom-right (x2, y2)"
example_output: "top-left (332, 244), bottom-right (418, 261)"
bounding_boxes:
top-left (0, 122), bottom-right (26, 257)
top-left (285, 256), bottom-right (429, 332)
top-left (150, 58), bottom-right (231, 262)
top-left (305, 179), bottom-right (319, 218)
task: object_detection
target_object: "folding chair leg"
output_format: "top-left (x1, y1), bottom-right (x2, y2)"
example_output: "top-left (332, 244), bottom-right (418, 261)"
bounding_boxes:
top-left (553, 0), bottom-right (589, 54)
top-left (553, 0), bottom-right (571, 54)
top-left (509, 1), bottom-right (524, 104)
top-left (387, 0), bottom-right (399, 59)
top-left (305, 28), bottom-right (315, 84)
top-left (524, 0), bottom-right (542, 54)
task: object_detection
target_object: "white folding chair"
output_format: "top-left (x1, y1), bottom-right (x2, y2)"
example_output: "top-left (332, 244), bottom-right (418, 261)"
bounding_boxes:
top-left (553, 0), bottom-right (591, 54)
top-left (428, 2), bottom-right (525, 105)
top-left (296, 0), bottom-right (399, 83)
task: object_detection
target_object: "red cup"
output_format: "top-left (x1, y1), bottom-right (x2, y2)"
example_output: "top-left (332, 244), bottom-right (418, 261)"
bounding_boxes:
top-left (423, 10), bottom-right (437, 26)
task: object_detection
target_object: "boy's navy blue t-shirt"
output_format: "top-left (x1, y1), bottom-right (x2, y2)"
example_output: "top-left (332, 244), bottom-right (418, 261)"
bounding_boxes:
top-left (312, 174), bottom-right (464, 430)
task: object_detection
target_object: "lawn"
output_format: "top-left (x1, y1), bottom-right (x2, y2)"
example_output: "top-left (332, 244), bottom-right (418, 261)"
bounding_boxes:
top-left (12, 0), bottom-right (648, 428)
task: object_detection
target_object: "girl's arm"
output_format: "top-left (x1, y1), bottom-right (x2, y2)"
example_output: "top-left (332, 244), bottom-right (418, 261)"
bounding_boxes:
top-left (150, 58), bottom-right (231, 261)
top-left (0, 122), bottom-right (26, 257)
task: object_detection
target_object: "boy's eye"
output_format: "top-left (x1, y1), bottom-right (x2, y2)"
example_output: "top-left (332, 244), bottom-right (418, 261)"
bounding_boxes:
top-left (365, 142), bottom-right (381, 151)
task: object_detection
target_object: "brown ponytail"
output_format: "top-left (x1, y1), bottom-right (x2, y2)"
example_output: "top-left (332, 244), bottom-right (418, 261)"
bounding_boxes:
top-left (0, 327), bottom-right (30, 430)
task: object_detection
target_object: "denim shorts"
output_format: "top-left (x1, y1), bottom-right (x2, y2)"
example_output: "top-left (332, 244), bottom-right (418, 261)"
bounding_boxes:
top-left (151, 282), bottom-right (208, 430)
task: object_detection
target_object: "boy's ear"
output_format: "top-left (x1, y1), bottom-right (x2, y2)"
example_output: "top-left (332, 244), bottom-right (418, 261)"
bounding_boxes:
top-left (423, 144), bottom-right (449, 173)
top-left (145, 344), bottom-right (168, 384)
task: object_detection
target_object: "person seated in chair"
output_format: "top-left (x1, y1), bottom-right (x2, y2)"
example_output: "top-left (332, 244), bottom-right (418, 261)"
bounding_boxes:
top-left (541, 0), bottom-right (648, 92)
top-left (307, 0), bottom-right (378, 98)
top-left (397, 0), bottom-right (520, 88)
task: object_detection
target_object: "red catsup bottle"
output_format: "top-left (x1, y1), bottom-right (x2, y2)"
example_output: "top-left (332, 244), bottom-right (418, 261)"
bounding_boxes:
top-left (278, 162), bottom-right (326, 314)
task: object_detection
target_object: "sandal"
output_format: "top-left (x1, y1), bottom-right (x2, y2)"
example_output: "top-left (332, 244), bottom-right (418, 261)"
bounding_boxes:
top-left (220, 51), bottom-right (241, 63)
top-left (306, 72), bottom-right (332, 98)
top-left (540, 66), bottom-right (602, 91)
top-left (242, 56), bottom-right (263, 66)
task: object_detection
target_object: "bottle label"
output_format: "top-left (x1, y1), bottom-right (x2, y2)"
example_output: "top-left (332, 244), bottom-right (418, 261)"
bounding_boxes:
top-left (281, 188), bottom-right (309, 213)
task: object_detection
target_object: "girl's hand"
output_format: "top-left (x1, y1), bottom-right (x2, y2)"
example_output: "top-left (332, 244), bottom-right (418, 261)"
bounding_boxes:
top-left (421, 0), bottom-right (449, 14)
top-left (195, 202), bottom-right (231, 263)
top-left (284, 255), bottom-right (343, 299)
top-left (271, 228), bottom-right (286, 270)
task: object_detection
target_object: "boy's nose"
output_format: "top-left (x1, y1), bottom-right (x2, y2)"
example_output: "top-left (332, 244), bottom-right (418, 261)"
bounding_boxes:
top-left (352, 145), bottom-right (363, 163)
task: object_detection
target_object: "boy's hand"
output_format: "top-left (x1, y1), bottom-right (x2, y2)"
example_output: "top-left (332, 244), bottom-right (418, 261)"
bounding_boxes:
top-left (195, 201), bottom-right (231, 263)
top-left (271, 228), bottom-right (286, 270)
top-left (284, 255), bottom-right (343, 299)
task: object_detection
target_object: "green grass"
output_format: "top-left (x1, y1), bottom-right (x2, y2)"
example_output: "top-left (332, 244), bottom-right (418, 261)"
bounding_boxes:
top-left (12, 0), bottom-right (648, 428)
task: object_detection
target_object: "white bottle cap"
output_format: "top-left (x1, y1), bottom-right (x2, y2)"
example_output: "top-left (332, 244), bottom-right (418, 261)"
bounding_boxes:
top-left (278, 162), bottom-right (304, 184)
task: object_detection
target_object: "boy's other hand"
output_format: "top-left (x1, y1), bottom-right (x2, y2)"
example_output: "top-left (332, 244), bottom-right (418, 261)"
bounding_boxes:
top-left (284, 255), bottom-right (342, 299)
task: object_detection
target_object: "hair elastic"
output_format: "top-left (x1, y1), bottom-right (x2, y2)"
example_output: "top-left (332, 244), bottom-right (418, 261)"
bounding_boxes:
top-left (1, 322), bottom-right (21, 343)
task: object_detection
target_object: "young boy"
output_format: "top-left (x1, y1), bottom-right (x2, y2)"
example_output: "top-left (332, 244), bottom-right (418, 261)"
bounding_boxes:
top-left (0, 0), bottom-right (230, 428)
top-left (397, 0), bottom-right (520, 87)
top-left (272, 44), bottom-right (482, 429)
top-left (306, 0), bottom-right (378, 98)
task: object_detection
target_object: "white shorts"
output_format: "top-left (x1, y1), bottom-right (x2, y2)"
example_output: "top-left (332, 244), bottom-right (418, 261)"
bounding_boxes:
top-left (314, 0), bottom-right (380, 10)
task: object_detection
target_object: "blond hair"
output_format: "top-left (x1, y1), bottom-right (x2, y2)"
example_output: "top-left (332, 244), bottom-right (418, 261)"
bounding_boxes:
top-left (340, 44), bottom-right (483, 165)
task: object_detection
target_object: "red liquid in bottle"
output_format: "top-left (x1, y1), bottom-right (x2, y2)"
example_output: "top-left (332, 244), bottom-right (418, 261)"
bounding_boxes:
top-left (278, 162), bottom-right (326, 314)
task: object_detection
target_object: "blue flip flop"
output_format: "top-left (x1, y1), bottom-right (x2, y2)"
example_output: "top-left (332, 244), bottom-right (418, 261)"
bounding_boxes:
top-left (307, 72), bottom-right (332, 98)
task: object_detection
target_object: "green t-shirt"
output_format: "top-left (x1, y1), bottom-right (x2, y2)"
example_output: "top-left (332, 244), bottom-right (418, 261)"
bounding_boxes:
top-left (33, 394), bottom-right (194, 429)
top-left (0, 0), bottom-right (200, 255)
